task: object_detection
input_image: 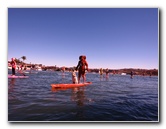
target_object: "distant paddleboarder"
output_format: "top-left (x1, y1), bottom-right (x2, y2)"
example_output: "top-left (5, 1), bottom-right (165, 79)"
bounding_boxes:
top-left (150, 71), bottom-right (152, 77)
top-left (99, 68), bottom-right (103, 75)
top-left (105, 68), bottom-right (109, 78)
top-left (10, 58), bottom-right (16, 76)
top-left (130, 71), bottom-right (133, 79)
top-left (76, 55), bottom-right (88, 83)
top-left (62, 66), bottom-right (65, 73)
top-left (99, 68), bottom-right (103, 81)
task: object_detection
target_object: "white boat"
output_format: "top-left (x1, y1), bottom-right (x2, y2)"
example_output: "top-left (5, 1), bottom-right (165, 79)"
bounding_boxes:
top-left (24, 70), bottom-right (38, 74)
top-left (121, 73), bottom-right (126, 75)
top-left (36, 66), bottom-right (42, 71)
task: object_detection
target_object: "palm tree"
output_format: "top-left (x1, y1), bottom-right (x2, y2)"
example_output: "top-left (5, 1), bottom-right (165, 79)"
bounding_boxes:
top-left (21, 56), bottom-right (26, 62)
top-left (15, 58), bottom-right (21, 64)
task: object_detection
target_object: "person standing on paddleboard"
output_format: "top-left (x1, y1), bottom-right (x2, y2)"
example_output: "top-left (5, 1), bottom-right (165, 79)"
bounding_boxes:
top-left (10, 58), bottom-right (16, 76)
top-left (105, 68), bottom-right (109, 78)
top-left (76, 55), bottom-right (88, 83)
top-left (130, 71), bottom-right (133, 78)
top-left (99, 68), bottom-right (103, 75)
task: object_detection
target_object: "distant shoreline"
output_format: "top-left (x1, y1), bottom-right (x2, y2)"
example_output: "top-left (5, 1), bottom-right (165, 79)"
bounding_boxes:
top-left (8, 61), bottom-right (158, 76)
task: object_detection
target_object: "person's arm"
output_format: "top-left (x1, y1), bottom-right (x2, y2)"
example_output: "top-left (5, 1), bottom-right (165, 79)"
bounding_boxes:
top-left (85, 61), bottom-right (88, 71)
top-left (76, 61), bottom-right (80, 71)
top-left (14, 61), bottom-right (17, 68)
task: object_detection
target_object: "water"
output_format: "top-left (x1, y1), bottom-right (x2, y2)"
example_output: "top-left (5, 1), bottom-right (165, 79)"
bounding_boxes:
top-left (8, 71), bottom-right (158, 121)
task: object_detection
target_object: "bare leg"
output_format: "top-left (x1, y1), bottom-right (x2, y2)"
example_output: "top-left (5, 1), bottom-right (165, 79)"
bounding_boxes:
top-left (82, 74), bottom-right (86, 83)
top-left (78, 72), bottom-right (81, 84)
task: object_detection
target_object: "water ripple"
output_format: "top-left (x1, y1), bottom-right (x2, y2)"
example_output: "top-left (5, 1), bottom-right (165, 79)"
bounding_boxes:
top-left (8, 71), bottom-right (158, 121)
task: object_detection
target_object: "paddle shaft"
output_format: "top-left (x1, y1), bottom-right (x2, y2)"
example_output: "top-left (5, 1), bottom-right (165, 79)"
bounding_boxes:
top-left (17, 70), bottom-right (26, 76)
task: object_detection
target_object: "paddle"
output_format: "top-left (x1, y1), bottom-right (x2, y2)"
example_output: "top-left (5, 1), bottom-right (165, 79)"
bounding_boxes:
top-left (17, 64), bottom-right (26, 76)
top-left (17, 70), bottom-right (26, 76)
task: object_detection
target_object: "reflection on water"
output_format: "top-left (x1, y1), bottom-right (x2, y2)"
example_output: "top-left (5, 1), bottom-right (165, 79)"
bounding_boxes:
top-left (71, 87), bottom-right (85, 106)
top-left (8, 71), bottom-right (158, 121)
top-left (8, 79), bottom-right (16, 99)
top-left (52, 87), bottom-right (86, 107)
top-left (9, 78), bottom-right (15, 87)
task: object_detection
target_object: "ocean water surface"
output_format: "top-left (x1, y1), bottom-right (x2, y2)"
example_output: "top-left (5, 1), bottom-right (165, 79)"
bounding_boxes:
top-left (8, 71), bottom-right (158, 121)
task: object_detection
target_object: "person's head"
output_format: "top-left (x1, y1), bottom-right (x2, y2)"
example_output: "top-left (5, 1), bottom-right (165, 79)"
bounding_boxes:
top-left (83, 55), bottom-right (86, 60)
top-left (11, 58), bottom-right (15, 61)
top-left (79, 55), bottom-right (86, 61)
top-left (79, 56), bottom-right (82, 60)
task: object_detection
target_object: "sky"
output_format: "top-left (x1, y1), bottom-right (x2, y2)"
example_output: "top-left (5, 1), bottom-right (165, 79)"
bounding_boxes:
top-left (8, 8), bottom-right (158, 69)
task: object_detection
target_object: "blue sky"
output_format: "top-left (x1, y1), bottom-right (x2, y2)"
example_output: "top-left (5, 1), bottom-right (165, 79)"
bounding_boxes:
top-left (8, 8), bottom-right (158, 69)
